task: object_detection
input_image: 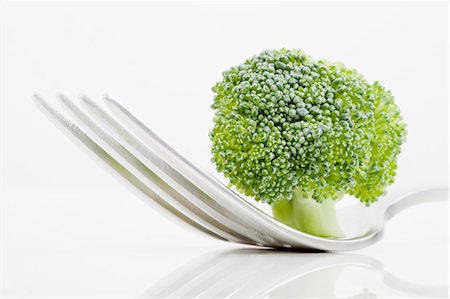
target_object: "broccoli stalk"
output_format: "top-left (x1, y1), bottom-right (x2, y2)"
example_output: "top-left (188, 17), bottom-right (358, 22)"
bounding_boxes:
top-left (210, 49), bottom-right (407, 238)
top-left (272, 188), bottom-right (344, 238)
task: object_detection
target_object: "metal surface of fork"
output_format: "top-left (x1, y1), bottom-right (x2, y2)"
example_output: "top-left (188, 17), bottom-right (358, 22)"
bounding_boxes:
top-left (33, 94), bottom-right (448, 251)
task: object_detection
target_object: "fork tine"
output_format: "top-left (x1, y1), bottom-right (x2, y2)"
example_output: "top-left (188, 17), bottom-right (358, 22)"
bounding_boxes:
top-left (33, 94), bottom-right (388, 251)
top-left (79, 94), bottom-right (279, 247)
top-left (32, 94), bottom-right (225, 241)
top-left (56, 94), bottom-right (259, 245)
top-left (102, 97), bottom-right (374, 250)
top-left (102, 97), bottom-right (303, 242)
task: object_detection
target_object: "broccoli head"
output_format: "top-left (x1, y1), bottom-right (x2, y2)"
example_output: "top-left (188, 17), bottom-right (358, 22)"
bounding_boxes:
top-left (210, 49), bottom-right (407, 237)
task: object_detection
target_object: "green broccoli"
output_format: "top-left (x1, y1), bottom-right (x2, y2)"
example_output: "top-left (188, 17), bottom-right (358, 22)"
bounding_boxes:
top-left (209, 49), bottom-right (407, 238)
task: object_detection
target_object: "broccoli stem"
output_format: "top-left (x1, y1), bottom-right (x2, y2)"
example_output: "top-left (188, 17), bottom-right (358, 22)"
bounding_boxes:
top-left (271, 188), bottom-right (345, 238)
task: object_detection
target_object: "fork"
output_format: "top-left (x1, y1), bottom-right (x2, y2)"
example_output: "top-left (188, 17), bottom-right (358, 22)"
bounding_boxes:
top-left (33, 94), bottom-right (448, 251)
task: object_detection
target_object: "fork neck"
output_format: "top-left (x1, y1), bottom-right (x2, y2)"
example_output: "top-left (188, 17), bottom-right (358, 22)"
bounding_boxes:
top-left (384, 187), bottom-right (448, 220)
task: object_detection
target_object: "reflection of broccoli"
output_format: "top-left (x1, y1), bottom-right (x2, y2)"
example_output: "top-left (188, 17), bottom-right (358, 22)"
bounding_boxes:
top-left (210, 49), bottom-right (407, 237)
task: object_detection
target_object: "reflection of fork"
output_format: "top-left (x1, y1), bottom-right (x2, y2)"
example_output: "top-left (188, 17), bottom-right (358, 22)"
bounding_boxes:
top-left (141, 249), bottom-right (447, 298)
top-left (33, 94), bottom-right (448, 251)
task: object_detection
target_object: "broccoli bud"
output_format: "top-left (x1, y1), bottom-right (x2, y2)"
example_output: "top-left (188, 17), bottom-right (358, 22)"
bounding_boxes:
top-left (210, 49), bottom-right (407, 237)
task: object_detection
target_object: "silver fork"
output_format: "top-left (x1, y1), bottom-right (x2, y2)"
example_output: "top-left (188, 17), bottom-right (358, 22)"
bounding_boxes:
top-left (33, 94), bottom-right (448, 251)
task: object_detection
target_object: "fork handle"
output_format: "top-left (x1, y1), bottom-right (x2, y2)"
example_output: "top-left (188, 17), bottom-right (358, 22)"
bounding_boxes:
top-left (386, 186), bottom-right (448, 220)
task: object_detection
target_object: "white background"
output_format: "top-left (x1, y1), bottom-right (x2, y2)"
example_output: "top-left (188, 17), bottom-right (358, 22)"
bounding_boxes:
top-left (1, 1), bottom-right (448, 298)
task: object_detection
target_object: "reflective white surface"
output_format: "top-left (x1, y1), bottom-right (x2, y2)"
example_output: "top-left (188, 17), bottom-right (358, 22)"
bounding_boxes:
top-left (143, 249), bottom-right (447, 299)
top-left (2, 190), bottom-right (448, 298)
top-left (2, 1), bottom-right (448, 298)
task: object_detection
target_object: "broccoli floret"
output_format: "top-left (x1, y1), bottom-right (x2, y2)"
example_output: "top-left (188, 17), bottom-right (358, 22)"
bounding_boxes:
top-left (210, 49), bottom-right (407, 237)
